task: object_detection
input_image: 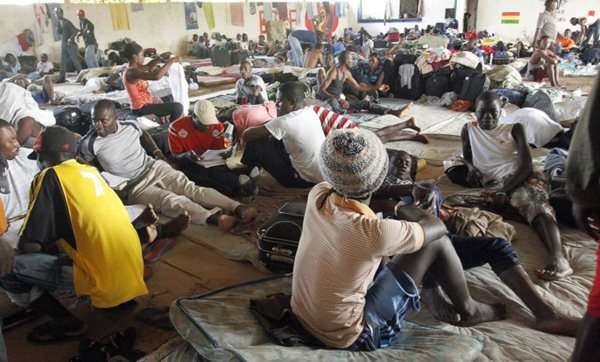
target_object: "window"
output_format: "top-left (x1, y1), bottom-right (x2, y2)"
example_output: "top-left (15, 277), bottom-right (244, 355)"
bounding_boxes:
top-left (358, 0), bottom-right (422, 23)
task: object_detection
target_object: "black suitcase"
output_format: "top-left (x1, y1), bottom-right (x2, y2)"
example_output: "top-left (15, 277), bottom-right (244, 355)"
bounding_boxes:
top-left (53, 107), bottom-right (92, 136)
top-left (424, 67), bottom-right (452, 97)
top-left (257, 201), bottom-right (306, 273)
top-left (211, 46), bottom-right (232, 67)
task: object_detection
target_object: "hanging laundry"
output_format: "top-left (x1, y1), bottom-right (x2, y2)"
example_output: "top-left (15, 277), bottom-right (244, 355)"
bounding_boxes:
top-left (203, 3), bottom-right (215, 30)
top-left (109, 4), bottom-right (130, 31)
top-left (249, 3), bottom-right (256, 16)
top-left (230, 3), bottom-right (244, 27)
top-left (168, 63), bottom-right (190, 116)
top-left (274, 3), bottom-right (288, 21)
top-left (263, 3), bottom-right (273, 21)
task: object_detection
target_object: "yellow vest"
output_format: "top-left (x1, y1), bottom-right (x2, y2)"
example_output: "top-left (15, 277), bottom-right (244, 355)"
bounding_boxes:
top-left (27, 160), bottom-right (148, 308)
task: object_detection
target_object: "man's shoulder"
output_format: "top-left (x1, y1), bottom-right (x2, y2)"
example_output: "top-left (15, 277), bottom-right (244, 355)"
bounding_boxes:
top-left (168, 117), bottom-right (193, 136)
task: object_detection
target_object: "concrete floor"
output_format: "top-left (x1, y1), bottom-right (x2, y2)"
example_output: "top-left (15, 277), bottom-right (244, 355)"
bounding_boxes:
top-left (3, 237), bottom-right (268, 362)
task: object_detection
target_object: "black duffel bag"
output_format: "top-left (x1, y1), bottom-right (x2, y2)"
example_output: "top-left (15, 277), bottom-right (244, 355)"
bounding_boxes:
top-left (53, 107), bottom-right (92, 136)
top-left (257, 201), bottom-right (306, 273)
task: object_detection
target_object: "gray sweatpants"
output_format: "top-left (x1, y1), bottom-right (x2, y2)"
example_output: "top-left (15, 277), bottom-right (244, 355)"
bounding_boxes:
top-left (127, 160), bottom-right (240, 224)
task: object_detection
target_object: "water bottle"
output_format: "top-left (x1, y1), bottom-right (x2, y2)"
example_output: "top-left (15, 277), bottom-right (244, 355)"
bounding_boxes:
top-left (223, 122), bottom-right (234, 149)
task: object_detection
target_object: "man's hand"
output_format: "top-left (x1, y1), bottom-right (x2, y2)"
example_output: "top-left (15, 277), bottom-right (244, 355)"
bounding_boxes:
top-left (395, 205), bottom-right (448, 243)
top-left (0, 239), bottom-right (15, 277)
top-left (189, 150), bottom-right (201, 162)
top-left (378, 84), bottom-right (390, 93)
top-left (340, 99), bottom-right (350, 109)
top-left (573, 204), bottom-right (600, 240)
top-left (395, 205), bottom-right (431, 222)
top-left (466, 166), bottom-right (483, 187)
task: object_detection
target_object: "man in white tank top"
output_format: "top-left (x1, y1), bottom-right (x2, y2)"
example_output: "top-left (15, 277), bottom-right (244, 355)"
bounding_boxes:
top-left (459, 91), bottom-right (572, 281)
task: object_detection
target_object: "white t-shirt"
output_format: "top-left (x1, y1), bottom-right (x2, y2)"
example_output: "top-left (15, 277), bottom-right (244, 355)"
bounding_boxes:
top-left (500, 108), bottom-right (563, 148)
top-left (467, 123), bottom-right (519, 186)
top-left (265, 107), bottom-right (325, 183)
top-left (37, 61), bottom-right (54, 74)
top-left (235, 75), bottom-right (268, 102)
top-left (0, 147), bottom-right (39, 220)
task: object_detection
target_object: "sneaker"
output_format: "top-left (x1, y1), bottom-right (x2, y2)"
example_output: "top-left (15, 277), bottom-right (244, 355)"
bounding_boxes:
top-left (238, 174), bottom-right (259, 197)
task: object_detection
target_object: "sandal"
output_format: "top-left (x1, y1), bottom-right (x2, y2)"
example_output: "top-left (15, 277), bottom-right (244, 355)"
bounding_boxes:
top-left (27, 320), bottom-right (87, 344)
top-left (143, 238), bottom-right (176, 264)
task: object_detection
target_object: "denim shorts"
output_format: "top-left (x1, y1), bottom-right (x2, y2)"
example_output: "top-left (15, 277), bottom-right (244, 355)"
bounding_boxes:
top-left (348, 263), bottom-right (420, 351)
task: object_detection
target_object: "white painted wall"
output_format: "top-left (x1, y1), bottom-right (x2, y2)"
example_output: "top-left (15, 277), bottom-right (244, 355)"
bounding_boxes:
top-left (0, 2), bottom-right (351, 62)
top-left (476, 0), bottom-right (600, 42)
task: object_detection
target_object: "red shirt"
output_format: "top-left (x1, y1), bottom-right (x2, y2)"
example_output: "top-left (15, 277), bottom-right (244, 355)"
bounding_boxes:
top-left (168, 116), bottom-right (226, 156)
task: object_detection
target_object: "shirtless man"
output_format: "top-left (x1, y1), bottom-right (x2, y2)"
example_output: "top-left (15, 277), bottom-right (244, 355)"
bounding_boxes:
top-left (304, 42), bottom-right (325, 68)
top-left (528, 35), bottom-right (560, 87)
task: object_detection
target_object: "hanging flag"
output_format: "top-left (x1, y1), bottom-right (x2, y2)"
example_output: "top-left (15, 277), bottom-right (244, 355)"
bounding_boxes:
top-left (501, 12), bottom-right (520, 24)
top-left (203, 3), bottom-right (215, 30)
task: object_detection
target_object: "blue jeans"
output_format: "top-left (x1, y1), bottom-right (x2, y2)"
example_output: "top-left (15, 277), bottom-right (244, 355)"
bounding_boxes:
top-left (348, 265), bottom-right (420, 351)
top-left (59, 42), bottom-right (82, 80)
top-left (0, 254), bottom-right (73, 307)
top-left (288, 34), bottom-right (304, 67)
top-left (85, 44), bottom-right (99, 68)
top-left (588, 20), bottom-right (600, 46)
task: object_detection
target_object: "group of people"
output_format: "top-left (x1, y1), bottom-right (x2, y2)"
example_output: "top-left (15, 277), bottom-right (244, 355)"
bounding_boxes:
top-left (528, 0), bottom-right (600, 87)
top-left (0, 4), bottom-right (598, 362)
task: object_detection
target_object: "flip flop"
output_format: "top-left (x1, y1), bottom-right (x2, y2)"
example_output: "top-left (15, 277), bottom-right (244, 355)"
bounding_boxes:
top-left (27, 320), bottom-right (87, 344)
top-left (135, 307), bottom-right (173, 331)
top-left (144, 238), bottom-right (176, 264)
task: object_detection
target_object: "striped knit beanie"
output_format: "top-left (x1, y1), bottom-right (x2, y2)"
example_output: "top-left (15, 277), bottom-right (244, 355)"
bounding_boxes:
top-left (319, 128), bottom-right (389, 199)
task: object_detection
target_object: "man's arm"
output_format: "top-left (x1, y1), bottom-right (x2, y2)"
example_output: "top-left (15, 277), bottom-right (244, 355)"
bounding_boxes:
top-left (126, 57), bottom-right (178, 82)
top-left (344, 69), bottom-right (372, 92)
top-left (319, 68), bottom-right (337, 98)
top-left (460, 123), bottom-right (483, 187)
top-left (395, 205), bottom-right (448, 244)
top-left (16, 117), bottom-right (36, 146)
top-left (242, 124), bottom-right (270, 143)
top-left (501, 123), bottom-right (533, 194)
top-left (140, 130), bottom-right (168, 162)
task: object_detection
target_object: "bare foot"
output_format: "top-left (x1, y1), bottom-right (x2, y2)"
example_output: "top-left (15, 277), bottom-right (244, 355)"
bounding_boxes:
top-left (133, 204), bottom-right (159, 229)
top-left (399, 102), bottom-right (413, 117)
top-left (534, 317), bottom-right (579, 336)
top-left (138, 224), bottom-right (158, 245)
top-left (421, 287), bottom-right (460, 323)
top-left (535, 257), bottom-right (573, 281)
top-left (159, 212), bottom-right (191, 238)
top-left (235, 205), bottom-right (258, 224)
top-left (456, 301), bottom-right (506, 327)
top-left (403, 117), bottom-right (421, 132)
top-left (218, 214), bottom-right (238, 232)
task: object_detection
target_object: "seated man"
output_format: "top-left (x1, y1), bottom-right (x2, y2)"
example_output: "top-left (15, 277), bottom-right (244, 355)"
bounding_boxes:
top-left (557, 29), bottom-right (576, 53)
top-left (242, 81), bottom-right (324, 188)
top-left (0, 80), bottom-right (55, 146)
top-left (79, 100), bottom-right (257, 232)
top-left (235, 60), bottom-right (268, 105)
top-left (0, 126), bottom-right (148, 343)
top-left (291, 128), bottom-right (504, 351)
top-left (27, 53), bottom-right (54, 81)
top-left (304, 42), bottom-right (325, 68)
top-left (2, 54), bottom-right (20, 77)
top-left (0, 119), bottom-right (40, 244)
top-left (527, 36), bottom-right (560, 87)
top-left (458, 91), bottom-right (571, 280)
top-left (168, 100), bottom-right (257, 198)
top-left (319, 51), bottom-right (406, 117)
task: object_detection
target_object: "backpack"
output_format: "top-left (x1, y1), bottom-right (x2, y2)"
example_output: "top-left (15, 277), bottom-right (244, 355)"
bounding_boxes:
top-left (424, 67), bottom-right (452, 97)
top-left (396, 64), bottom-right (424, 100)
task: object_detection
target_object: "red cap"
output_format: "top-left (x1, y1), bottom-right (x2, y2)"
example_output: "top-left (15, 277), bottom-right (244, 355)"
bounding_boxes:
top-left (78, 9), bottom-right (85, 17)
